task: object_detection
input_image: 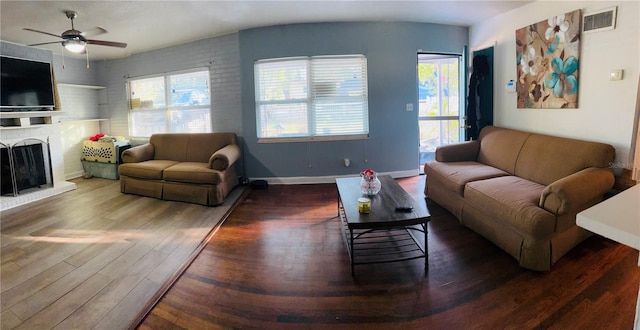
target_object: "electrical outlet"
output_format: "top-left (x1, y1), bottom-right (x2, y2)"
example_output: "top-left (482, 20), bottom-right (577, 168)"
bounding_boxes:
top-left (406, 103), bottom-right (414, 111)
top-left (343, 158), bottom-right (350, 167)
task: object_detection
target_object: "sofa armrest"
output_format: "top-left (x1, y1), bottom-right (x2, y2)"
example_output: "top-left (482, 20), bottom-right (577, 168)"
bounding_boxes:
top-left (539, 167), bottom-right (614, 215)
top-left (121, 143), bottom-right (155, 163)
top-left (209, 144), bottom-right (241, 171)
top-left (435, 140), bottom-right (480, 162)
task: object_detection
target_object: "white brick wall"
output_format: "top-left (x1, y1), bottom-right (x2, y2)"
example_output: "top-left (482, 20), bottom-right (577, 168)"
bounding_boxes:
top-left (57, 85), bottom-right (102, 120)
top-left (95, 33), bottom-right (242, 137)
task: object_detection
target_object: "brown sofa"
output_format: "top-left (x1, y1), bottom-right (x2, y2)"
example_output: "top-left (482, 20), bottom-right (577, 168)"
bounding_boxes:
top-left (119, 133), bottom-right (241, 206)
top-left (424, 126), bottom-right (615, 271)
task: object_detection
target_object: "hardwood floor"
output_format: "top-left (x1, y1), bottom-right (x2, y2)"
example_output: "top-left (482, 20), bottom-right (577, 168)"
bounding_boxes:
top-left (0, 178), bottom-right (245, 329)
top-left (140, 176), bottom-right (640, 329)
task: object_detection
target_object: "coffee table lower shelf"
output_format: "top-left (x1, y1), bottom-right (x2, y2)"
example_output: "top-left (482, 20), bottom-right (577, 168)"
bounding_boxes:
top-left (338, 205), bottom-right (427, 276)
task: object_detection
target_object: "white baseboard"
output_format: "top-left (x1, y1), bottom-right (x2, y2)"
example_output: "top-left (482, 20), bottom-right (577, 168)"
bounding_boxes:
top-left (65, 170), bottom-right (85, 180)
top-left (249, 169), bottom-right (420, 185)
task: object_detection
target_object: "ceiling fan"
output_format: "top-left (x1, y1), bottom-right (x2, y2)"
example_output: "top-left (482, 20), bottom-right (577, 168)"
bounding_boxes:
top-left (24, 10), bottom-right (127, 56)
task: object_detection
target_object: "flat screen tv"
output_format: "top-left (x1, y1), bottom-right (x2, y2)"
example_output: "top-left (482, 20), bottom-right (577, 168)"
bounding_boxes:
top-left (1, 56), bottom-right (55, 111)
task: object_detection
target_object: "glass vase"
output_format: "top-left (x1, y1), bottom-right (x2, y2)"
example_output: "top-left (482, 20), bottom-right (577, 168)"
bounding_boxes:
top-left (360, 175), bottom-right (381, 195)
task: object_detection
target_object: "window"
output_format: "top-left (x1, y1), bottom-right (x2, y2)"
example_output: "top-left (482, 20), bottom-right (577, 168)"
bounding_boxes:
top-left (128, 69), bottom-right (211, 138)
top-left (255, 55), bottom-right (369, 142)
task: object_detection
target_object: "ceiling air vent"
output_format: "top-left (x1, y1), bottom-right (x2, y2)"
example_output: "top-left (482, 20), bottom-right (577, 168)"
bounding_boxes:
top-left (583, 6), bottom-right (617, 33)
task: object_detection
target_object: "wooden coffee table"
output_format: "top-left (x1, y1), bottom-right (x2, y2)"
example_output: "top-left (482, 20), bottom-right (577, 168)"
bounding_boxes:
top-left (335, 175), bottom-right (430, 276)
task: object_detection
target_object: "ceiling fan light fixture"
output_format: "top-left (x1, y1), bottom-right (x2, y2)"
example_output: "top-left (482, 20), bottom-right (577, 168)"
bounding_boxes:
top-left (63, 39), bottom-right (86, 53)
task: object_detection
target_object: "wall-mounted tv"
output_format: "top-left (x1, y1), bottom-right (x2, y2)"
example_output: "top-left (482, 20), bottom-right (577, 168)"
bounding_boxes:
top-left (1, 56), bottom-right (55, 111)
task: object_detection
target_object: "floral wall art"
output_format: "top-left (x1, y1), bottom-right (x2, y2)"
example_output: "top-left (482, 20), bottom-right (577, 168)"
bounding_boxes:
top-left (516, 9), bottom-right (581, 108)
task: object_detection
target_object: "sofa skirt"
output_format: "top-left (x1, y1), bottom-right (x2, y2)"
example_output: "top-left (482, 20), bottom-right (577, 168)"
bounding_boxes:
top-left (120, 176), bottom-right (163, 199)
top-left (163, 182), bottom-right (221, 206)
top-left (119, 173), bottom-right (237, 206)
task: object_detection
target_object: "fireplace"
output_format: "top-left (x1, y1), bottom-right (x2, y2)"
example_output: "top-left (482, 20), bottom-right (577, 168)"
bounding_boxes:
top-left (0, 138), bottom-right (52, 197)
top-left (0, 111), bottom-right (76, 211)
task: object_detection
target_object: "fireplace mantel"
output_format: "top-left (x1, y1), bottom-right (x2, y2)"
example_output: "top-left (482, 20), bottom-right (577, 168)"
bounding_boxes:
top-left (0, 111), bottom-right (66, 130)
top-left (0, 111), bottom-right (65, 118)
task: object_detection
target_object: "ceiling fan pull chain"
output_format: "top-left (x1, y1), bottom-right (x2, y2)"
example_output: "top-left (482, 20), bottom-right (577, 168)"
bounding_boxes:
top-left (86, 47), bottom-right (90, 69)
top-left (61, 44), bottom-right (65, 69)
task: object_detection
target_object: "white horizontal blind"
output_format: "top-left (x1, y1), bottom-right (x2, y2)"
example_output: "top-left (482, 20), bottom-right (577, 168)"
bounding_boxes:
top-left (129, 76), bottom-right (165, 109)
top-left (311, 56), bottom-right (368, 136)
top-left (255, 55), bottom-right (368, 141)
top-left (128, 69), bottom-right (211, 138)
top-left (255, 59), bottom-right (309, 137)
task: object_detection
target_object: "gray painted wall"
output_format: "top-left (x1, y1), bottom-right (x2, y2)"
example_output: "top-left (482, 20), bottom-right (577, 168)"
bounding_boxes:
top-left (240, 22), bottom-right (468, 179)
top-left (3, 20), bottom-right (468, 180)
top-left (1, 40), bottom-right (53, 63)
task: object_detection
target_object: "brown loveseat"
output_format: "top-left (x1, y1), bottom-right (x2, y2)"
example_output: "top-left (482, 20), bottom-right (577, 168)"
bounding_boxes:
top-left (119, 133), bottom-right (241, 206)
top-left (424, 126), bottom-right (615, 271)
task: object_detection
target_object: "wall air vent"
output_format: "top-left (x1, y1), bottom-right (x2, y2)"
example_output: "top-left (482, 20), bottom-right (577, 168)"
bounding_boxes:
top-left (583, 6), bottom-right (617, 33)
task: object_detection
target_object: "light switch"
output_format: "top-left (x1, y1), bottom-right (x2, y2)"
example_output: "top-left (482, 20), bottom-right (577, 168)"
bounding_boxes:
top-left (610, 69), bottom-right (623, 81)
top-left (406, 103), bottom-right (414, 111)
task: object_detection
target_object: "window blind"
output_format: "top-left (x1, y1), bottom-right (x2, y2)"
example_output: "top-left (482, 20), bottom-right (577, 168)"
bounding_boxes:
top-left (255, 55), bottom-right (369, 141)
top-left (128, 69), bottom-right (211, 138)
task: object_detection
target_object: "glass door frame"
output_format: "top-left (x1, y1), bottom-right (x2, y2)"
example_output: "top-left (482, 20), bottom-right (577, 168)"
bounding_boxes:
top-left (417, 51), bottom-right (466, 166)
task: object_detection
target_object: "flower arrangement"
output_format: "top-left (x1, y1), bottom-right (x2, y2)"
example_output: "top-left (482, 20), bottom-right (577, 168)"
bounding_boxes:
top-left (360, 168), bottom-right (376, 182)
top-left (360, 168), bottom-right (381, 195)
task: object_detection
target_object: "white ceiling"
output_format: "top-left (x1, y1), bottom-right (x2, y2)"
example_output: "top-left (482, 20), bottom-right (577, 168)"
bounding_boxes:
top-left (1, 1), bottom-right (532, 60)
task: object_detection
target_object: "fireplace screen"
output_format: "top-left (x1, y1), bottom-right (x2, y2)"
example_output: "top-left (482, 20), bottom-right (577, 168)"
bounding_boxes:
top-left (0, 138), bottom-right (52, 196)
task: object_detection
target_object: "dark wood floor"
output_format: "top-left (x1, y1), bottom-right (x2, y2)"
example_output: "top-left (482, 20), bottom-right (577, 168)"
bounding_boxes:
top-left (139, 176), bottom-right (639, 329)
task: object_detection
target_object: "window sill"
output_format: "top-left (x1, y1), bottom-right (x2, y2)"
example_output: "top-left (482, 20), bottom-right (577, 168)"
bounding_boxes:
top-left (257, 134), bottom-right (369, 144)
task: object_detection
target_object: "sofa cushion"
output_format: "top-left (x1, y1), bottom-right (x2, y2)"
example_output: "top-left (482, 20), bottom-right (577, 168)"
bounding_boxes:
top-left (151, 134), bottom-right (189, 161)
top-left (163, 162), bottom-right (222, 185)
top-left (186, 133), bottom-right (237, 163)
top-left (424, 161), bottom-right (509, 195)
top-left (150, 133), bottom-right (238, 163)
top-left (119, 160), bottom-right (179, 180)
top-left (514, 134), bottom-right (616, 186)
top-left (464, 176), bottom-right (556, 238)
top-left (477, 126), bottom-right (531, 174)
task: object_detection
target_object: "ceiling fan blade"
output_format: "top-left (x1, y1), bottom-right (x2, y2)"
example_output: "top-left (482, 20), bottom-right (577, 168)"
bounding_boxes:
top-left (86, 39), bottom-right (127, 48)
top-left (28, 41), bottom-right (63, 47)
top-left (81, 27), bottom-right (107, 38)
top-left (23, 28), bottom-right (62, 39)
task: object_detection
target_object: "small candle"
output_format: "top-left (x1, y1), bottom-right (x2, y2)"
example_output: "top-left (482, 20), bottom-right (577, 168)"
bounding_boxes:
top-left (358, 197), bottom-right (371, 214)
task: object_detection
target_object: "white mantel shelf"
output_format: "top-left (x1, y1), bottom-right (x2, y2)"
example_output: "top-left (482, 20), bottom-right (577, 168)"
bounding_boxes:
top-left (1, 125), bottom-right (51, 130)
top-left (0, 111), bottom-right (66, 130)
top-left (0, 111), bottom-right (66, 119)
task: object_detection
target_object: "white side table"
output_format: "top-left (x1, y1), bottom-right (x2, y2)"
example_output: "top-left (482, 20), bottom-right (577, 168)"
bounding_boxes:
top-left (577, 184), bottom-right (640, 329)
